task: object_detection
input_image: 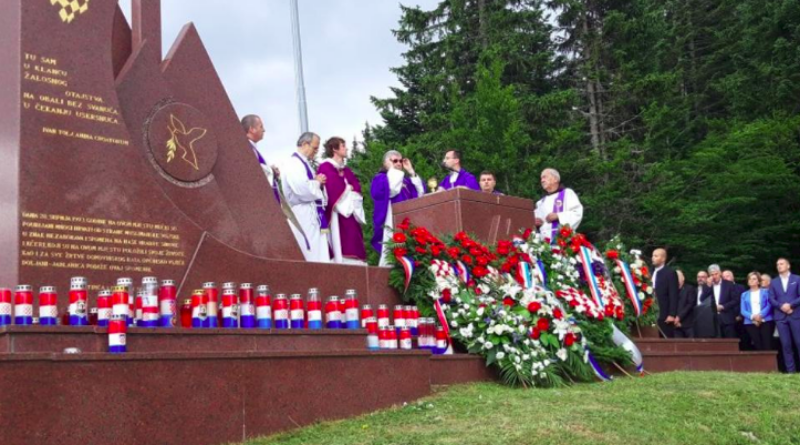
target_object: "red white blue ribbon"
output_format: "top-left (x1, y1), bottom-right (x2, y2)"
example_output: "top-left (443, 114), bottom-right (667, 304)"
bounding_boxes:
top-left (434, 298), bottom-right (453, 354)
top-left (616, 259), bottom-right (642, 317)
top-left (579, 245), bottom-right (605, 307)
top-left (452, 261), bottom-right (471, 284)
top-left (518, 262), bottom-right (534, 289)
top-left (398, 255), bottom-right (415, 293)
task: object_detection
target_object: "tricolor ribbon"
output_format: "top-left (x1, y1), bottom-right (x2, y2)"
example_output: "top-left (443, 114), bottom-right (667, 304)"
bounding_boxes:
top-left (616, 259), bottom-right (642, 317)
top-left (534, 259), bottom-right (548, 289)
top-left (398, 255), bottom-right (415, 293)
top-left (433, 298), bottom-right (453, 354)
top-left (452, 261), bottom-right (471, 284)
top-left (579, 245), bottom-right (605, 307)
top-left (518, 262), bottom-right (534, 289)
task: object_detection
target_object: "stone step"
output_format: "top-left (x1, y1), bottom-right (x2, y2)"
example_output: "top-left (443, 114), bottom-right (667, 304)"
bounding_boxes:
top-left (635, 338), bottom-right (741, 353)
top-left (642, 351), bottom-right (778, 373)
top-left (0, 350), bottom-right (432, 445)
top-left (0, 325), bottom-right (371, 354)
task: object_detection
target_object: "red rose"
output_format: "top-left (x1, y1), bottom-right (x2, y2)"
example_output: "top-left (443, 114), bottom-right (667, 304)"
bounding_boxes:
top-left (441, 288), bottom-right (452, 303)
top-left (469, 247), bottom-right (481, 257)
top-left (461, 255), bottom-right (473, 265)
top-left (393, 232), bottom-right (407, 243)
top-left (564, 332), bottom-right (576, 347)
top-left (641, 267), bottom-right (650, 278)
top-left (476, 256), bottom-right (489, 266)
top-left (415, 247), bottom-right (428, 255)
top-left (431, 245), bottom-right (443, 257)
top-left (475, 286), bottom-right (483, 296)
top-left (503, 297), bottom-right (515, 307)
top-left (522, 228), bottom-right (533, 239)
top-left (536, 318), bottom-right (550, 331)
top-left (568, 299), bottom-right (579, 308)
top-left (454, 231), bottom-right (468, 242)
top-left (447, 247), bottom-right (461, 259)
top-left (530, 328), bottom-right (541, 340)
top-left (606, 250), bottom-right (619, 260)
top-left (398, 218), bottom-right (411, 231)
top-left (557, 238), bottom-right (567, 248)
top-left (472, 266), bottom-right (489, 278)
top-left (616, 307), bottom-right (625, 320)
top-left (559, 226), bottom-right (573, 239)
top-left (604, 305), bottom-right (614, 316)
top-left (466, 279), bottom-right (476, 288)
top-left (570, 245), bottom-right (580, 254)
top-left (415, 237), bottom-right (428, 246)
top-left (500, 263), bottom-right (511, 273)
top-left (553, 308), bottom-right (563, 320)
top-left (393, 248), bottom-right (408, 257)
top-left (527, 301), bottom-right (542, 313)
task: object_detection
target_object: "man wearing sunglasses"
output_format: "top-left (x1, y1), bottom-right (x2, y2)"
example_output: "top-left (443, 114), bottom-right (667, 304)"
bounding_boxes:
top-left (370, 150), bottom-right (425, 266)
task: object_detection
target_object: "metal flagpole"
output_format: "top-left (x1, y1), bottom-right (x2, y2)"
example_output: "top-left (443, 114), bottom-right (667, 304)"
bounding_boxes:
top-left (290, 0), bottom-right (309, 134)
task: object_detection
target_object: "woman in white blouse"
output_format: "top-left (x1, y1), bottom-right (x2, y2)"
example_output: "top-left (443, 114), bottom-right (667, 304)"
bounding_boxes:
top-left (741, 271), bottom-right (774, 350)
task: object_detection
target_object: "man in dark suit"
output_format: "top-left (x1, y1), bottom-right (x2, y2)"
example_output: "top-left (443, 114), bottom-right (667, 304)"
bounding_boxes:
top-left (693, 270), bottom-right (716, 338)
top-left (768, 258), bottom-right (800, 373)
top-left (674, 270), bottom-right (695, 338)
top-left (701, 264), bottom-right (740, 338)
top-left (724, 269), bottom-right (751, 350)
top-left (651, 248), bottom-right (679, 338)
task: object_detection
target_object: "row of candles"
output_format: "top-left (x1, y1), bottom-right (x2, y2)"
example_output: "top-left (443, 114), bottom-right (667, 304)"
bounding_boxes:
top-left (0, 277), bottom-right (449, 354)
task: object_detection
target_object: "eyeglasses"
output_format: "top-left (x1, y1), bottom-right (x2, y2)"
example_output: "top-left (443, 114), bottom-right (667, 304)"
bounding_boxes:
top-left (391, 159), bottom-right (402, 164)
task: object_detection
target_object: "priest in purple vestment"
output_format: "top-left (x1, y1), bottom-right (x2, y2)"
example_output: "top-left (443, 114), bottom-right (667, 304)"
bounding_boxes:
top-left (319, 137), bottom-right (367, 265)
top-left (440, 150), bottom-right (480, 191)
top-left (370, 150), bottom-right (425, 266)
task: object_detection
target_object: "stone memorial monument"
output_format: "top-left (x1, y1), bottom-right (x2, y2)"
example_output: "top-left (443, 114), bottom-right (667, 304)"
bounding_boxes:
top-left (0, 0), bottom-right (397, 306)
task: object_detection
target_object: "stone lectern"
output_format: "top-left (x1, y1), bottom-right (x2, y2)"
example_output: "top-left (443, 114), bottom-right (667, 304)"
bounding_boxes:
top-left (392, 188), bottom-right (535, 244)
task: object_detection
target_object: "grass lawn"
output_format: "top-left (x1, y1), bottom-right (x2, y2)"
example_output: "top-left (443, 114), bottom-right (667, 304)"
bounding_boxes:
top-left (242, 372), bottom-right (800, 445)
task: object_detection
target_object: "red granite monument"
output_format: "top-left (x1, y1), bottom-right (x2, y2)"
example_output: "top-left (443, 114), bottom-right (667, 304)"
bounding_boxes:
top-left (0, 0), bottom-right (414, 307)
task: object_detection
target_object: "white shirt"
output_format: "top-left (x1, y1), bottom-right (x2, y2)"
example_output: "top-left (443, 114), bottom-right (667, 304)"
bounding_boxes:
top-left (449, 170), bottom-right (459, 185)
top-left (696, 286), bottom-right (704, 305)
top-left (749, 290), bottom-right (761, 319)
top-left (713, 282), bottom-right (721, 306)
top-left (652, 265), bottom-right (664, 289)
top-left (250, 140), bottom-right (275, 185)
top-left (534, 188), bottom-right (583, 240)
top-left (781, 274), bottom-right (790, 293)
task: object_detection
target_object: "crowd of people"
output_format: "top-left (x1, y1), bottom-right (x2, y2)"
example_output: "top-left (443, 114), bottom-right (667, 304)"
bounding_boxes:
top-left (244, 115), bottom-right (798, 371)
top-left (243, 115), bottom-right (584, 267)
top-left (653, 250), bottom-right (800, 372)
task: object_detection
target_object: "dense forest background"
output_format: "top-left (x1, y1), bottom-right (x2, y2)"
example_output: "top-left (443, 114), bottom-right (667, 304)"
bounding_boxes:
top-left (346, 0), bottom-right (800, 275)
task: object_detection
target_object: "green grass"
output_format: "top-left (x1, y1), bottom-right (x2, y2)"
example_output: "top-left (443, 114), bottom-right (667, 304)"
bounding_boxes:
top-left (243, 372), bottom-right (800, 445)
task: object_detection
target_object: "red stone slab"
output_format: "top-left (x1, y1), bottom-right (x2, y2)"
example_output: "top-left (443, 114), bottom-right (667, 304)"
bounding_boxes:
top-left (642, 351), bottom-right (777, 373)
top-left (0, 351), bottom-right (432, 445)
top-left (634, 338), bottom-right (741, 353)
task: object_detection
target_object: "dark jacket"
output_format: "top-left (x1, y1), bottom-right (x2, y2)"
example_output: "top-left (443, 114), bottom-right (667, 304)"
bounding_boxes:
top-left (701, 280), bottom-right (740, 325)
top-left (677, 284), bottom-right (696, 327)
top-left (654, 265), bottom-right (679, 322)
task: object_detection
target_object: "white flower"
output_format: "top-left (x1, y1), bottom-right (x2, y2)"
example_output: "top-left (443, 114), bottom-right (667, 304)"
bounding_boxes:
top-left (556, 348), bottom-right (568, 361)
top-left (451, 320), bottom-right (459, 328)
top-left (514, 355), bottom-right (521, 364)
top-left (484, 341), bottom-right (493, 350)
top-left (496, 351), bottom-right (506, 360)
top-left (476, 307), bottom-right (485, 317)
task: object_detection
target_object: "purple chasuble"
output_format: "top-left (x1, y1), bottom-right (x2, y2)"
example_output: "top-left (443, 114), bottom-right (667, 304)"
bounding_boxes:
top-left (319, 161), bottom-right (367, 261)
top-left (440, 169), bottom-right (480, 191)
top-left (370, 171), bottom-right (423, 253)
